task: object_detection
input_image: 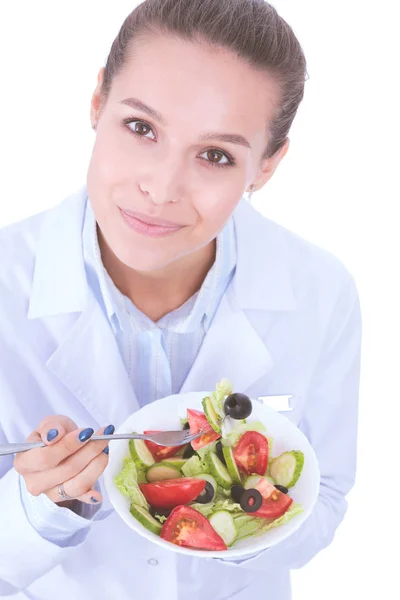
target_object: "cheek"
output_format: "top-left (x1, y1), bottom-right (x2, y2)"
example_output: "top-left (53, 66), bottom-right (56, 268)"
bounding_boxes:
top-left (90, 127), bottom-right (142, 183)
top-left (196, 191), bottom-right (242, 229)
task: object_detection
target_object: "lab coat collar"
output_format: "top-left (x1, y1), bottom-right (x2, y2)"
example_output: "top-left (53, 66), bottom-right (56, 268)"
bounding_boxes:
top-left (231, 199), bottom-right (297, 311)
top-left (28, 185), bottom-right (296, 319)
top-left (27, 186), bottom-right (89, 319)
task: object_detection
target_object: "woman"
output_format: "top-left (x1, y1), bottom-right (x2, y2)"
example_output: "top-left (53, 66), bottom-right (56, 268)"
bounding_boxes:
top-left (0, 1), bottom-right (361, 599)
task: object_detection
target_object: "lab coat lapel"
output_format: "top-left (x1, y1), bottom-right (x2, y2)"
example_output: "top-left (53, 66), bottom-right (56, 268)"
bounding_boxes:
top-left (46, 293), bottom-right (139, 427)
top-left (181, 199), bottom-right (297, 394)
top-left (27, 185), bottom-right (139, 427)
top-left (180, 293), bottom-right (274, 394)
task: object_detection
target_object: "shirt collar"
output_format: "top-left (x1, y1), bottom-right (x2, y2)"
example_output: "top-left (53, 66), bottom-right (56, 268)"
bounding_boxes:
top-left (82, 198), bottom-right (237, 334)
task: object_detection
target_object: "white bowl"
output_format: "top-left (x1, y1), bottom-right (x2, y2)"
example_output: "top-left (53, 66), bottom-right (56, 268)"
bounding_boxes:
top-left (104, 391), bottom-right (320, 559)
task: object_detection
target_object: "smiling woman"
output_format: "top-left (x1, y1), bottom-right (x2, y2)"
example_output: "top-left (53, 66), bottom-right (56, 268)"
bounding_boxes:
top-left (86, 0), bottom-right (307, 318)
top-left (0, 2), bottom-right (362, 600)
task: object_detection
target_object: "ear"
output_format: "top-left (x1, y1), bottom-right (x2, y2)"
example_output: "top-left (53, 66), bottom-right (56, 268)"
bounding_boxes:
top-left (90, 68), bottom-right (106, 130)
top-left (248, 137), bottom-right (290, 193)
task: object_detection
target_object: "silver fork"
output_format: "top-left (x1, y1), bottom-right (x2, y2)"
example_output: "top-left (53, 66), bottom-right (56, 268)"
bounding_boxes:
top-left (0, 429), bottom-right (203, 457)
top-left (0, 395), bottom-right (297, 456)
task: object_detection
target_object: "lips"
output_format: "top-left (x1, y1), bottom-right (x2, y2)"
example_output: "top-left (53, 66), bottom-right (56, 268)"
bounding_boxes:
top-left (118, 208), bottom-right (184, 238)
top-left (119, 208), bottom-right (183, 228)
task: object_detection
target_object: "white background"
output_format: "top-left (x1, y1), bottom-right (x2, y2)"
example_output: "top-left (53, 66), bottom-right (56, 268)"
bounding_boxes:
top-left (0, 1), bottom-right (399, 597)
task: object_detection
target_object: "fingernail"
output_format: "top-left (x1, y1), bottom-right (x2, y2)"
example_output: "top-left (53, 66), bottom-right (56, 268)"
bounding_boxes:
top-left (78, 427), bottom-right (94, 442)
top-left (46, 428), bottom-right (59, 442)
top-left (103, 446), bottom-right (109, 455)
top-left (104, 424), bottom-right (115, 435)
top-left (90, 497), bottom-right (99, 504)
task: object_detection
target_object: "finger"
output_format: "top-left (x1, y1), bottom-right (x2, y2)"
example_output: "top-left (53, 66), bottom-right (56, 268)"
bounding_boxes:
top-left (14, 415), bottom-right (77, 474)
top-left (45, 449), bottom-right (109, 504)
top-left (34, 415), bottom-right (78, 444)
top-left (16, 426), bottom-right (97, 475)
top-left (23, 425), bottom-right (113, 495)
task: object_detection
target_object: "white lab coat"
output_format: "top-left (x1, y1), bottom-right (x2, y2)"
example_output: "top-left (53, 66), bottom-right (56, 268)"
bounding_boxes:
top-left (0, 186), bottom-right (361, 600)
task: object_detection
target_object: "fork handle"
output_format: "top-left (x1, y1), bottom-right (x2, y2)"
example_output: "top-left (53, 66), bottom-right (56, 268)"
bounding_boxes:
top-left (0, 441), bottom-right (46, 456)
top-left (0, 433), bottom-right (147, 456)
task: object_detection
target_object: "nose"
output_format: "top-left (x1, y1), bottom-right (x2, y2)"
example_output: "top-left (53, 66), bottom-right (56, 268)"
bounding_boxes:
top-left (139, 152), bottom-right (186, 205)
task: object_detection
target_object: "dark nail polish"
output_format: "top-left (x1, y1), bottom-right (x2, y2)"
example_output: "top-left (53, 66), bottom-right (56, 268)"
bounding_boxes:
top-left (104, 424), bottom-right (115, 435)
top-left (46, 429), bottom-right (59, 442)
top-left (103, 446), bottom-right (109, 455)
top-left (78, 427), bottom-right (94, 442)
top-left (90, 497), bottom-right (99, 504)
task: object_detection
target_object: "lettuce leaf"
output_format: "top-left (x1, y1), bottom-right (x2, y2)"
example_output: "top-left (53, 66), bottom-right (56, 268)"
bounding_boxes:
top-left (114, 457), bottom-right (148, 509)
top-left (181, 455), bottom-right (207, 477)
top-left (189, 502), bottom-right (216, 517)
top-left (211, 378), bottom-right (233, 417)
top-left (235, 502), bottom-right (304, 541)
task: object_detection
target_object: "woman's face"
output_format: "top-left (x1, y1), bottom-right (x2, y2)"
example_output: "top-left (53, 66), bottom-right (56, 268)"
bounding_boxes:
top-left (87, 34), bottom-right (287, 272)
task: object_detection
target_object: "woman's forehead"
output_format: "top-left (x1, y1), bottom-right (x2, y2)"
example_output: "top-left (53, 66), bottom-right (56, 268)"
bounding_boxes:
top-left (112, 35), bottom-right (280, 132)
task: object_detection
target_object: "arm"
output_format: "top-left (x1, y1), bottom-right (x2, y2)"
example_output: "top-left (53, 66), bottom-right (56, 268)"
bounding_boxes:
top-left (0, 420), bottom-right (110, 594)
top-left (218, 272), bottom-right (362, 570)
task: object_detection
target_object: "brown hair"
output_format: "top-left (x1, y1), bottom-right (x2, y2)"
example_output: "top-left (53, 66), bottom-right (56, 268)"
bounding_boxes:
top-left (100, 0), bottom-right (308, 160)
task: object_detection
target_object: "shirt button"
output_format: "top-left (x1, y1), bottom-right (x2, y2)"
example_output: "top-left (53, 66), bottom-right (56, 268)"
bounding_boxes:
top-left (148, 558), bottom-right (159, 566)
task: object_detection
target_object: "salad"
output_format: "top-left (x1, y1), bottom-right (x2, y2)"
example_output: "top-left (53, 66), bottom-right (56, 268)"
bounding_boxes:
top-left (114, 380), bottom-right (305, 551)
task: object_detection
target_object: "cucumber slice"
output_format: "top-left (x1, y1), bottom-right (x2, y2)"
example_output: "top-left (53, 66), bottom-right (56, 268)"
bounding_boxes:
top-left (202, 396), bottom-right (222, 433)
top-left (145, 464), bottom-right (182, 483)
top-left (244, 474), bottom-right (277, 489)
top-left (130, 503), bottom-right (162, 535)
top-left (161, 458), bottom-right (187, 470)
top-left (207, 452), bottom-right (233, 489)
top-left (129, 437), bottom-right (155, 470)
top-left (194, 474), bottom-right (217, 500)
top-left (209, 511), bottom-right (237, 546)
top-left (243, 474), bottom-right (262, 489)
top-left (221, 444), bottom-right (242, 485)
top-left (244, 474), bottom-right (276, 490)
top-left (270, 451), bottom-right (304, 488)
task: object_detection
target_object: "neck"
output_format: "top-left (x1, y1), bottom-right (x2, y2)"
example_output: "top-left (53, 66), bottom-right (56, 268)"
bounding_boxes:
top-left (98, 230), bottom-right (217, 322)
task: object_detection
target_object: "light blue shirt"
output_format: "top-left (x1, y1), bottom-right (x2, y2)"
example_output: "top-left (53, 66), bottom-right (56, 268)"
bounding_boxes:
top-left (21, 196), bottom-right (237, 540)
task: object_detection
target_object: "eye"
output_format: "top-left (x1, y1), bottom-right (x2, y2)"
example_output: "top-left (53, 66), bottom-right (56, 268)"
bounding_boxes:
top-left (122, 115), bottom-right (235, 168)
top-left (199, 149), bottom-right (236, 169)
top-left (123, 117), bottom-right (156, 140)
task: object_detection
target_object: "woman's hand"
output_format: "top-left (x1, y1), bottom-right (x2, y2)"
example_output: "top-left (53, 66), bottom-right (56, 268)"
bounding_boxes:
top-left (14, 415), bottom-right (114, 505)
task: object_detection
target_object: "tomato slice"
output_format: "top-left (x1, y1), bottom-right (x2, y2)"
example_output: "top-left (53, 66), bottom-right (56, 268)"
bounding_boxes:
top-left (139, 478), bottom-right (206, 509)
top-left (187, 409), bottom-right (221, 450)
top-left (161, 505), bottom-right (227, 550)
top-left (252, 478), bottom-right (293, 519)
top-left (143, 430), bottom-right (182, 462)
top-left (233, 431), bottom-right (269, 475)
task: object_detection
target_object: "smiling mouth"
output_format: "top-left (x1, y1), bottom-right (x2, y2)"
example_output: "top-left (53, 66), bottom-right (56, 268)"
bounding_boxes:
top-left (119, 208), bottom-right (185, 238)
top-left (120, 207), bottom-right (185, 228)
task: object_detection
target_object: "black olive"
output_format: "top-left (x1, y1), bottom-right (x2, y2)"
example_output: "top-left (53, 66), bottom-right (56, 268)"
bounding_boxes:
top-left (182, 421), bottom-right (190, 430)
top-left (149, 506), bottom-right (171, 519)
top-left (182, 444), bottom-right (196, 458)
top-left (230, 484), bottom-right (246, 503)
top-left (194, 481), bottom-right (215, 504)
top-left (274, 484), bottom-right (289, 494)
top-left (223, 393), bottom-right (252, 420)
top-left (215, 441), bottom-right (227, 466)
top-left (239, 488), bottom-right (263, 513)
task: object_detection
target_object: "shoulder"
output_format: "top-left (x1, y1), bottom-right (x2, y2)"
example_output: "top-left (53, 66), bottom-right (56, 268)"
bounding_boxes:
top-left (277, 219), bottom-right (357, 295)
top-left (235, 203), bottom-right (359, 319)
top-left (0, 208), bottom-right (48, 278)
top-left (0, 208), bottom-right (52, 327)
top-left (257, 207), bottom-right (357, 295)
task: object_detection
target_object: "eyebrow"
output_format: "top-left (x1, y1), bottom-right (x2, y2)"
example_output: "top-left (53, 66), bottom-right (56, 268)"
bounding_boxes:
top-left (119, 97), bottom-right (252, 149)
